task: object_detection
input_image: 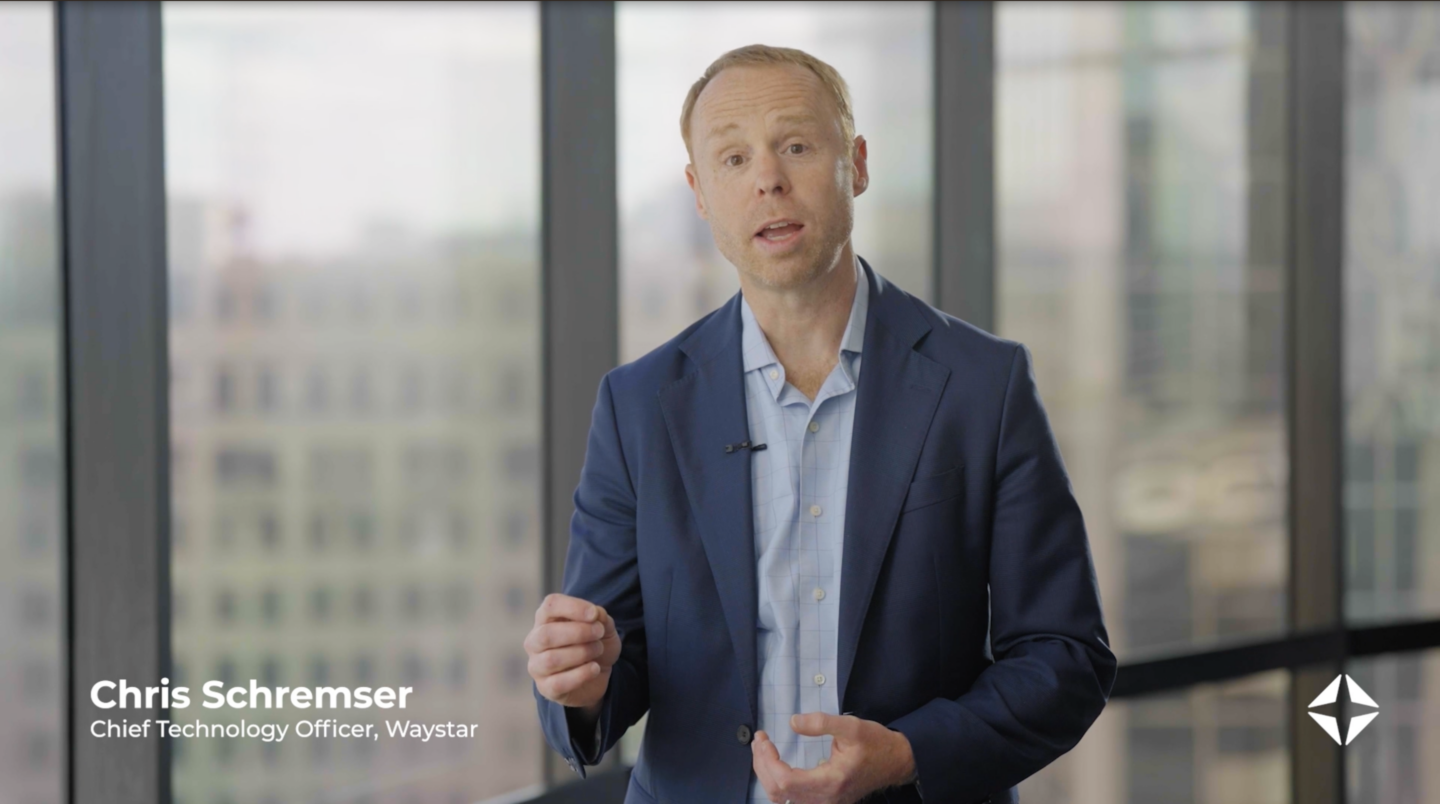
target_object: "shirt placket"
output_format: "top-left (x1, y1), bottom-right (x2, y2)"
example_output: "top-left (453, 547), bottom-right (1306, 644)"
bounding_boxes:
top-left (797, 388), bottom-right (841, 766)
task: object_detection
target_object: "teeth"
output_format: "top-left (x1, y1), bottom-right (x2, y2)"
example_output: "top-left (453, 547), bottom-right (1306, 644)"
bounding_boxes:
top-left (766, 222), bottom-right (791, 229)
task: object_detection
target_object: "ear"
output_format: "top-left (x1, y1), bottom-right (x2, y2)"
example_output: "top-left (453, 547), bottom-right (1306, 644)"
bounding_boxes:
top-left (851, 135), bottom-right (869, 198)
top-left (684, 163), bottom-right (710, 220)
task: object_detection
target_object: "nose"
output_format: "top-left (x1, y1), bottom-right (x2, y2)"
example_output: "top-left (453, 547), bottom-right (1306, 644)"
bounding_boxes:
top-left (753, 150), bottom-right (790, 198)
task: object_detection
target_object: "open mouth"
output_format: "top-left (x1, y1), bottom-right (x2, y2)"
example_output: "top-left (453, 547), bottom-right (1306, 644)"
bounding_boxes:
top-left (754, 219), bottom-right (804, 245)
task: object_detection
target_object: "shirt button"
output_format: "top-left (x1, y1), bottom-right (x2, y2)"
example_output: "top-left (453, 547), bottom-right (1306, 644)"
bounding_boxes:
top-left (809, 421), bottom-right (820, 433)
top-left (736, 724), bottom-right (753, 745)
top-left (814, 673), bottom-right (826, 686)
top-left (813, 587), bottom-right (825, 601)
top-left (768, 369), bottom-right (779, 380)
top-left (810, 504), bottom-right (822, 517)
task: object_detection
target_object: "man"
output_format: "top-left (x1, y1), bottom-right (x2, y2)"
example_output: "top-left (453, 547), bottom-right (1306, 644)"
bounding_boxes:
top-left (527, 45), bottom-right (1115, 804)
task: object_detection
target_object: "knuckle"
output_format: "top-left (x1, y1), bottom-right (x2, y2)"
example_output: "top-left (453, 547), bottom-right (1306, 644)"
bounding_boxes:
top-left (543, 674), bottom-right (568, 698)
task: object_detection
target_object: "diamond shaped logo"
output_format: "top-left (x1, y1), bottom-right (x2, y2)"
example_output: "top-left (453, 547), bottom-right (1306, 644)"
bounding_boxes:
top-left (1307, 674), bottom-right (1380, 745)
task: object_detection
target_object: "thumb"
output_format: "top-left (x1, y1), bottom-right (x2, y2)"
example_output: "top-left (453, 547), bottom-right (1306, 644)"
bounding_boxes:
top-left (598, 607), bottom-right (620, 640)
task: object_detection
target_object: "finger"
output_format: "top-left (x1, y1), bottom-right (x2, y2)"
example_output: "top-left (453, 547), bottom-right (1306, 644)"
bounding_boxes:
top-left (750, 732), bottom-right (788, 802)
top-left (525, 620), bottom-right (607, 654)
top-left (535, 658), bottom-right (603, 701)
top-left (528, 640), bottom-right (605, 678)
top-left (789, 711), bottom-right (850, 738)
top-left (755, 732), bottom-right (804, 795)
top-left (770, 758), bottom-right (842, 804)
top-left (535, 593), bottom-right (602, 625)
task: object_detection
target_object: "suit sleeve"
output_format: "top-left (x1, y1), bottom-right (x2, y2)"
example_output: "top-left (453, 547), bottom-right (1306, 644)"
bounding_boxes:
top-left (886, 343), bottom-right (1117, 801)
top-left (533, 372), bottom-right (650, 778)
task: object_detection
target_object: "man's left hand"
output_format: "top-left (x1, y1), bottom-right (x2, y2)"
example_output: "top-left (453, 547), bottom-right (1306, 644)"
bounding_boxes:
top-left (750, 712), bottom-right (916, 804)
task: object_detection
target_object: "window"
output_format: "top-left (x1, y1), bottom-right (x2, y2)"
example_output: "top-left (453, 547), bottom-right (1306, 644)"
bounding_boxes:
top-left (354, 653), bottom-right (375, 685)
top-left (214, 446), bottom-right (277, 487)
top-left (1022, 670), bottom-right (1289, 804)
top-left (164, 4), bottom-right (543, 800)
top-left (998, 5), bottom-right (1290, 798)
top-left (256, 364), bottom-right (279, 412)
top-left (1346, 650), bottom-right (1440, 803)
top-left (997, 1), bottom-right (1288, 660)
top-left (261, 588), bottom-right (281, 624)
top-left (1344, 1), bottom-right (1440, 624)
top-left (258, 511), bottom-right (280, 551)
top-left (215, 589), bottom-right (237, 625)
top-left (0, 6), bottom-right (64, 801)
top-left (310, 587), bottom-right (333, 622)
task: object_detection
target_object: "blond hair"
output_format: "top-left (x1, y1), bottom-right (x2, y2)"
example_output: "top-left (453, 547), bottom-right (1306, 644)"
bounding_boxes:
top-left (680, 44), bottom-right (855, 158)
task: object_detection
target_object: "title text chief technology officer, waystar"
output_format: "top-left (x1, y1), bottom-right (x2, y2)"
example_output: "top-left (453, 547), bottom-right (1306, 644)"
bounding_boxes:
top-left (526, 45), bottom-right (1116, 804)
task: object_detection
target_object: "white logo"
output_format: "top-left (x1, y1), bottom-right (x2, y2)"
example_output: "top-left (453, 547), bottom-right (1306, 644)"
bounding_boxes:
top-left (1307, 674), bottom-right (1379, 745)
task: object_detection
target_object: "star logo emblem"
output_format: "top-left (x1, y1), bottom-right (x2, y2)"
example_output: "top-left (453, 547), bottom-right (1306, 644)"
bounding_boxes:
top-left (1307, 674), bottom-right (1379, 745)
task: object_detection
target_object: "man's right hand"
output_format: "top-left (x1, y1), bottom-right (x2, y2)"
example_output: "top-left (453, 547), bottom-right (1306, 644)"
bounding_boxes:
top-left (526, 593), bottom-right (621, 714)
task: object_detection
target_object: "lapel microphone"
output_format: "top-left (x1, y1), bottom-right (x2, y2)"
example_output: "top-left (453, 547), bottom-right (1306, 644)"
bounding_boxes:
top-left (723, 440), bottom-right (767, 454)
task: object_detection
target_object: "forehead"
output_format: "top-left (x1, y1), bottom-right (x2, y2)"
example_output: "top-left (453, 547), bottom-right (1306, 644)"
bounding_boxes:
top-left (691, 63), bottom-right (840, 142)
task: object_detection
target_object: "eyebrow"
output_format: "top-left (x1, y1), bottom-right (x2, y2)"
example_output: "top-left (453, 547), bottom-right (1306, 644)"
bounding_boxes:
top-left (772, 113), bottom-right (820, 127)
top-left (706, 121), bottom-right (741, 140)
top-left (706, 114), bottom-right (821, 142)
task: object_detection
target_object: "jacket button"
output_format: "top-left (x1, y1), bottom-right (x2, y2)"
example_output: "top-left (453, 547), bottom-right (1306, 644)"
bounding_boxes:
top-left (736, 724), bottom-right (752, 745)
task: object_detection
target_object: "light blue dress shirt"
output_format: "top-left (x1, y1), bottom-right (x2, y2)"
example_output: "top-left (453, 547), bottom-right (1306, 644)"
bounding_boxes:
top-left (742, 257), bottom-right (867, 803)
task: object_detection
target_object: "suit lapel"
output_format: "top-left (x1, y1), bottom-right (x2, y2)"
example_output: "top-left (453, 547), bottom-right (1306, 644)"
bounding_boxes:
top-left (658, 294), bottom-right (760, 722)
top-left (836, 259), bottom-right (950, 709)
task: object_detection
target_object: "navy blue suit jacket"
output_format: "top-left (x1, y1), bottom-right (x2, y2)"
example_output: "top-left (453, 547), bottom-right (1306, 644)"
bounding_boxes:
top-left (535, 259), bottom-right (1116, 803)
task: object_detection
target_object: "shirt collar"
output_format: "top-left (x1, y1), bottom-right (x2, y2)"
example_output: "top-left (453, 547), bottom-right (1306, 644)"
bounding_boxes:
top-left (740, 255), bottom-right (868, 389)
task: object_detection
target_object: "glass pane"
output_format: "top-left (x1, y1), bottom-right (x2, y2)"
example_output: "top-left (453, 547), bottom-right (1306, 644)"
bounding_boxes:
top-left (163, 4), bottom-right (542, 802)
top-left (1021, 671), bottom-right (1289, 804)
top-left (1347, 650), bottom-right (1440, 804)
top-left (1344, 2), bottom-right (1440, 624)
top-left (617, 1), bottom-right (934, 363)
top-left (0, 4), bottom-right (64, 803)
top-left (997, 1), bottom-right (1288, 660)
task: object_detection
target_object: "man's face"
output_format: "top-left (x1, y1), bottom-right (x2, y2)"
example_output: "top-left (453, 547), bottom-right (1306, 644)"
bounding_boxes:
top-left (685, 63), bottom-right (868, 291)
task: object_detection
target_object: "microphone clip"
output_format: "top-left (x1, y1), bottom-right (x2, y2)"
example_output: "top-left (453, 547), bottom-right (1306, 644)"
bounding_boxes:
top-left (723, 440), bottom-right (767, 454)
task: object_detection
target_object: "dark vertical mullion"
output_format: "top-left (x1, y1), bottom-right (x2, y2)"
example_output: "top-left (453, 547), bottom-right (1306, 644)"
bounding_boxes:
top-left (934, 1), bottom-right (995, 332)
top-left (55, 3), bottom-right (171, 804)
top-left (1286, 3), bottom-right (1346, 803)
top-left (541, 0), bottom-right (619, 786)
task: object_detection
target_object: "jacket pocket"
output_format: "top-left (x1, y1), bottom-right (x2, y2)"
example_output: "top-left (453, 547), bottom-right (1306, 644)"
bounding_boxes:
top-left (900, 465), bottom-right (963, 514)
